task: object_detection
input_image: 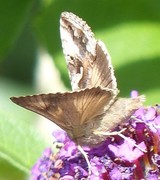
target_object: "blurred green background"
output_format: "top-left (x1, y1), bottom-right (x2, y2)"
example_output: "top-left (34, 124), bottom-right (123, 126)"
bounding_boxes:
top-left (0, 0), bottom-right (160, 179)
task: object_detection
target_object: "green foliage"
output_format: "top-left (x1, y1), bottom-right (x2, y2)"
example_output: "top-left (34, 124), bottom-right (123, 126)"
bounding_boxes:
top-left (0, 157), bottom-right (26, 180)
top-left (0, 0), bottom-right (35, 59)
top-left (0, 0), bottom-right (160, 179)
top-left (0, 79), bottom-right (48, 179)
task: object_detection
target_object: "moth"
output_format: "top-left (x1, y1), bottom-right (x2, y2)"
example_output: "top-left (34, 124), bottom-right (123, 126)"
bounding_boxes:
top-left (10, 12), bottom-right (144, 146)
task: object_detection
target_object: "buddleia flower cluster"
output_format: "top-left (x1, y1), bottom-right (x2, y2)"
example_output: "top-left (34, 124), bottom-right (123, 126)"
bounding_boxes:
top-left (31, 94), bottom-right (160, 180)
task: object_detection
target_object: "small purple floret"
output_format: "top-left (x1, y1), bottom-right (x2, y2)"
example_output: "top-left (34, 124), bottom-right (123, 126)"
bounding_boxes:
top-left (130, 90), bottom-right (139, 98)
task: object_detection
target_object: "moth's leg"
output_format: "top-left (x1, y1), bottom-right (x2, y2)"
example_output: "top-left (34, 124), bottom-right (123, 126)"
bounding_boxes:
top-left (94, 128), bottom-right (146, 152)
top-left (77, 145), bottom-right (92, 176)
top-left (94, 128), bottom-right (126, 136)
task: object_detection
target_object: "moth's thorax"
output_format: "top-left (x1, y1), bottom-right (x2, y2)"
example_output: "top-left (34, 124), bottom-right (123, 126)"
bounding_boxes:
top-left (74, 131), bottom-right (107, 146)
top-left (68, 126), bottom-right (85, 140)
top-left (67, 118), bottom-right (107, 145)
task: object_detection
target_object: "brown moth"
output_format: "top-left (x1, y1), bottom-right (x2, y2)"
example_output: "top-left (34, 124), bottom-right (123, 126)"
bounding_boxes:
top-left (10, 12), bottom-right (145, 146)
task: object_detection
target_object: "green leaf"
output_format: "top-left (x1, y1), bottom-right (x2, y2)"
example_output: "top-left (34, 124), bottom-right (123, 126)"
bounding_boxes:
top-left (0, 0), bottom-right (35, 59)
top-left (0, 157), bottom-right (26, 180)
top-left (0, 79), bottom-right (48, 174)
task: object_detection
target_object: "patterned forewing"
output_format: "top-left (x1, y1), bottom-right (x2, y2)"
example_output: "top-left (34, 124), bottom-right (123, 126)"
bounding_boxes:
top-left (60, 12), bottom-right (117, 91)
top-left (60, 12), bottom-right (96, 91)
top-left (10, 88), bottom-right (114, 133)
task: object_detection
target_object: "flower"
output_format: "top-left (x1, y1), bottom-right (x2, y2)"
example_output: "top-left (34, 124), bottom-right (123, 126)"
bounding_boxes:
top-left (108, 138), bottom-right (146, 162)
top-left (30, 105), bottom-right (160, 179)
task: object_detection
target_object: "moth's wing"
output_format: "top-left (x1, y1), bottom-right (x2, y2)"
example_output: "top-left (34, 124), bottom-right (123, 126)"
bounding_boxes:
top-left (96, 95), bottom-right (145, 133)
top-left (60, 12), bottom-right (96, 90)
top-left (60, 12), bottom-right (117, 91)
top-left (91, 41), bottom-right (117, 90)
top-left (10, 87), bottom-right (115, 140)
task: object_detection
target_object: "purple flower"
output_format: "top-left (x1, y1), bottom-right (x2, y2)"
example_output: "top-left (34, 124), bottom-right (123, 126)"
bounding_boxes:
top-left (146, 170), bottom-right (159, 180)
top-left (31, 103), bottom-right (160, 179)
top-left (52, 131), bottom-right (70, 144)
top-left (59, 141), bottom-right (77, 158)
top-left (108, 139), bottom-right (146, 162)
